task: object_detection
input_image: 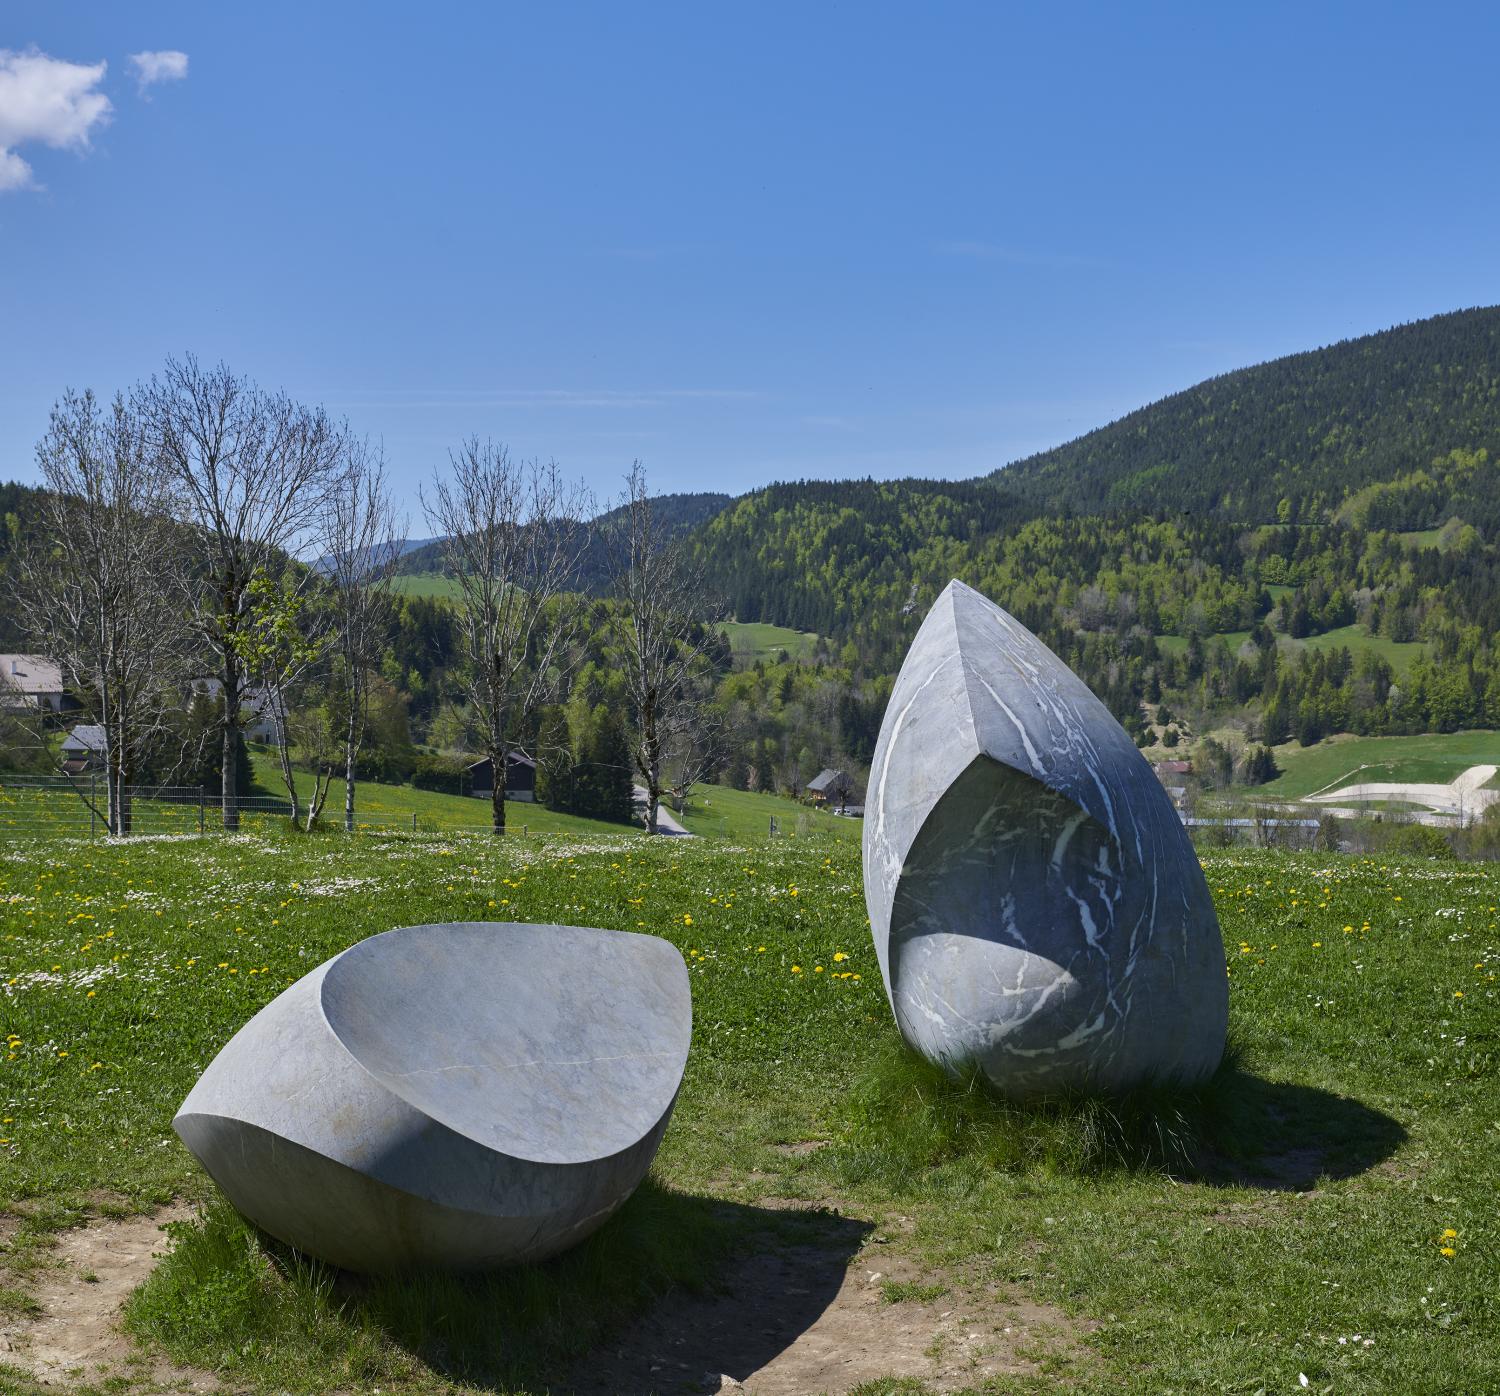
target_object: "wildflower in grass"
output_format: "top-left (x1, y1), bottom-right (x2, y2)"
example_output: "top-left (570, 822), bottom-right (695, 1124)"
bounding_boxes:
top-left (791, 964), bottom-right (802, 973)
top-left (833, 951), bottom-right (847, 962)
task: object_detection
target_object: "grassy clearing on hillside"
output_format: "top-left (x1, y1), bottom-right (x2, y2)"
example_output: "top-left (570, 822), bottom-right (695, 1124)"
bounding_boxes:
top-left (1156, 625), bottom-right (1426, 672)
top-left (1261, 730), bottom-right (1500, 799)
top-left (677, 782), bottom-right (860, 843)
top-left (388, 573), bottom-right (464, 602)
top-left (720, 620), bottom-right (821, 660)
top-left (1, 834), bottom-right (1496, 1392)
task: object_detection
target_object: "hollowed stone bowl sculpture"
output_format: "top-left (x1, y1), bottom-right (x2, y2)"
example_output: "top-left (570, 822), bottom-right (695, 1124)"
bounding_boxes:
top-left (864, 580), bottom-right (1227, 1097)
top-left (175, 922), bottom-right (691, 1272)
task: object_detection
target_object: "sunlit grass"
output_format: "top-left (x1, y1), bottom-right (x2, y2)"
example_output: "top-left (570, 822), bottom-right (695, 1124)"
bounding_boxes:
top-left (1, 835), bottom-right (1496, 1392)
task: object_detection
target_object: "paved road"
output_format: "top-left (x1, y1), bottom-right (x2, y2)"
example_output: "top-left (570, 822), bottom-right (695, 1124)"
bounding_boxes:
top-left (633, 786), bottom-right (692, 836)
top-left (1303, 763), bottom-right (1498, 821)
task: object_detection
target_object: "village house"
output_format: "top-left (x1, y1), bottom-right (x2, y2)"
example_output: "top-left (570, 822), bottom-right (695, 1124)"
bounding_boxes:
top-left (59, 723), bottom-right (107, 775)
top-left (0, 654), bottom-right (73, 714)
top-left (466, 751), bottom-right (538, 802)
top-left (807, 767), bottom-right (858, 811)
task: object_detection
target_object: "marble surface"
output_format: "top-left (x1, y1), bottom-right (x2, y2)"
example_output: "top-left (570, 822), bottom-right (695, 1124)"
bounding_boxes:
top-left (863, 580), bottom-right (1227, 1096)
top-left (175, 921), bottom-right (691, 1272)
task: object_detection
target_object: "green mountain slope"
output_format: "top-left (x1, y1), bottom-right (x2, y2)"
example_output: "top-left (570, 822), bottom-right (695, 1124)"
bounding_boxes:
top-left (992, 305), bottom-right (1500, 528)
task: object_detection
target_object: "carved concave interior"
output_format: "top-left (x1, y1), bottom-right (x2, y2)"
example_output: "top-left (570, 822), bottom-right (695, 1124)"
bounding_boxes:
top-left (321, 922), bottom-right (692, 1165)
top-left (889, 755), bottom-right (1126, 1078)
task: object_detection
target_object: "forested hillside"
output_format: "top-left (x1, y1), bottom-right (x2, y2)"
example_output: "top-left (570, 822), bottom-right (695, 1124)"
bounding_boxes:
top-left (992, 306), bottom-right (1500, 525)
top-left (397, 489), bottom-right (733, 594)
top-left (7, 308), bottom-right (1500, 806)
top-left (691, 307), bottom-right (1500, 750)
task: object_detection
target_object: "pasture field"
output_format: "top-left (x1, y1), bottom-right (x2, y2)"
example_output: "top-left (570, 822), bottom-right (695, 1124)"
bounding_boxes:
top-left (1261, 730), bottom-right (1500, 800)
top-left (246, 751), bottom-right (627, 838)
top-left (720, 620), bottom-right (821, 661)
top-left (676, 782), bottom-right (861, 843)
top-left (0, 836), bottom-right (1496, 1393)
top-left (388, 573), bottom-right (465, 602)
top-left (1156, 625), bottom-right (1426, 672)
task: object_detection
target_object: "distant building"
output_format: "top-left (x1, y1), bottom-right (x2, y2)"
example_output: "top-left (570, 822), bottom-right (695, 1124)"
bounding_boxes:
top-left (467, 752), bottom-right (537, 802)
top-left (807, 767), bottom-right (858, 810)
top-left (1157, 759), bottom-right (1193, 777)
top-left (0, 655), bottom-right (71, 713)
top-left (188, 679), bottom-right (285, 745)
top-left (60, 724), bottom-right (107, 774)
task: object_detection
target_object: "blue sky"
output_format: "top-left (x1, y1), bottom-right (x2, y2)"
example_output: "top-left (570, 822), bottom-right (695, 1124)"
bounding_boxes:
top-left (3, 2), bottom-right (1498, 516)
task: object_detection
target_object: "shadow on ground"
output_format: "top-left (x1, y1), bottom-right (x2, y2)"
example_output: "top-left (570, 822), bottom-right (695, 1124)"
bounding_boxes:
top-left (310, 1181), bottom-right (872, 1395)
top-left (1191, 1068), bottom-right (1408, 1191)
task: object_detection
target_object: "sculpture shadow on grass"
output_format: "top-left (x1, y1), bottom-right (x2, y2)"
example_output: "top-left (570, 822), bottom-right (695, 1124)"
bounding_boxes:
top-left (149, 1179), bottom-right (872, 1396)
top-left (827, 1037), bottom-right (1406, 1195)
top-left (333, 1180), bottom-right (870, 1395)
top-left (1189, 1061), bottom-right (1408, 1192)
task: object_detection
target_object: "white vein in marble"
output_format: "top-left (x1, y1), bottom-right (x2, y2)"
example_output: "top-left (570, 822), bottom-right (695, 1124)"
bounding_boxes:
top-left (863, 580), bottom-right (1227, 1096)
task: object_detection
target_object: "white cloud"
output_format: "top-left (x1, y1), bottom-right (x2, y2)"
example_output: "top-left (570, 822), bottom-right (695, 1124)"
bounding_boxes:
top-left (0, 47), bottom-right (112, 193)
top-left (128, 50), bottom-right (188, 92)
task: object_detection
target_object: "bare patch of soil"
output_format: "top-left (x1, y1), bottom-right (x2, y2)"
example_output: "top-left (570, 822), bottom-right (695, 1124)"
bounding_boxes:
top-left (0, 1202), bottom-right (218, 1390)
top-left (563, 1224), bottom-right (1084, 1396)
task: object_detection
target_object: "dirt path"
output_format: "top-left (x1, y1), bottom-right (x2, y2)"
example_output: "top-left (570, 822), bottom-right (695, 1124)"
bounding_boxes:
top-left (0, 1203), bottom-right (218, 1390)
top-left (564, 1230), bottom-right (1084, 1395)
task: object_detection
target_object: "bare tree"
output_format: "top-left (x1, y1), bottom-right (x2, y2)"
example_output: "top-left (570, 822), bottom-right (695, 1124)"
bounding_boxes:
top-left (609, 462), bottom-right (724, 833)
top-left (321, 440), bottom-right (404, 831)
top-left (138, 356), bottom-right (344, 829)
top-left (14, 390), bottom-right (194, 834)
top-left (422, 441), bottom-right (590, 834)
top-left (662, 691), bottom-right (725, 815)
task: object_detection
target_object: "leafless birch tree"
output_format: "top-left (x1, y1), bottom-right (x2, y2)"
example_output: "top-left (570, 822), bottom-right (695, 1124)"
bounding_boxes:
top-left (321, 439), bottom-right (404, 831)
top-left (422, 441), bottom-right (590, 834)
top-left (14, 390), bottom-right (194, 834)
top-left (138, 356), bottom-right (344, 829)
top-left (609, 462), bottom-right (724, 833)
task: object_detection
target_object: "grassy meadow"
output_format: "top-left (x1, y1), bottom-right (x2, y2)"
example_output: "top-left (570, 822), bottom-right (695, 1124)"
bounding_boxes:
top-left (676, 782), bottom-right (861, 842)
top-left (720, 620), bottom-right (822, 661)
top-left (1155, 625), bottom-right (1427, 673)
top-left (0, 831), bottom-right (1496, 1393)
top-left (1260, 730), bottom-right (1500, 800)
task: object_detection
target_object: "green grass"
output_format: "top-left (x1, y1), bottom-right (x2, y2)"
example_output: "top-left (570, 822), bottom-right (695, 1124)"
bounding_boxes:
top-left (720, 619), bottom-right (821, 660)
top-left (388, 573), bottom-right (464, 602)
top-left (246, 750), bottom-right (632, 837)
top-left (2, 838), bottom-right (1497, 1392)
top-left (1398, 528), bottom-right (1447, 550)
top-left (676, 781), bottom-right (861, 842)
top-left (1259, 730), bottom-right (1500, 799)
top-left (1157, 624), bottom-right (1426, 672)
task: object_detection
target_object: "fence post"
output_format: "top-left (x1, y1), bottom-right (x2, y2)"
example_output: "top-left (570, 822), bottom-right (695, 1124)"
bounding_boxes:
top-left (90, 773), bottom-right (97, 839)
top-left (198, 786), bottom-right (205, 835)
top-left (411, 812), bottom-right (416, 833)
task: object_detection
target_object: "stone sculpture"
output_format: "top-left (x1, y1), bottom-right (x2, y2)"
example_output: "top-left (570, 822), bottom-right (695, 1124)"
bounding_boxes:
top-left (175, 921), bottom-right (691, 1272)
top-left (863, 580), bottom-right (1227, 1096)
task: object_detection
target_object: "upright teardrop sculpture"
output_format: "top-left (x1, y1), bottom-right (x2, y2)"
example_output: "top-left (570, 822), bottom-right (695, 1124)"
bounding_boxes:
top-left (863, 581), bottom-right (1227, 1096)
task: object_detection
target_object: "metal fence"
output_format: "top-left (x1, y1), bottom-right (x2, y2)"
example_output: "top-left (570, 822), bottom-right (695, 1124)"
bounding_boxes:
top-left (0, 774), bottom-right (618, 841)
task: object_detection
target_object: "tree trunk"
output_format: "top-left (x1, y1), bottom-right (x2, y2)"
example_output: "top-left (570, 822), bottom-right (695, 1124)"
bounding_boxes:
top-left (118, 748), bottom-right (133, 837)
top-left (344, 700), bottom-right (358, 833)
top-left (274, 706), bottom-right (302, 827)
top-left (491, 746), bottom-right (508, 835)
top-left (641, 697), bottom-right (661, 834)
top-left (222, 661), bottom-right (241, 831)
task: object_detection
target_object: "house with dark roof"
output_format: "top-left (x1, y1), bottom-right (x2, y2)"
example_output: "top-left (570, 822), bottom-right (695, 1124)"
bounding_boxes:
top-left (60, 724), bottom-right (107, 774)
top-left (807, 767), bottom-right (857, 810)
top-left (467, 751), bottom-right (537, 802)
